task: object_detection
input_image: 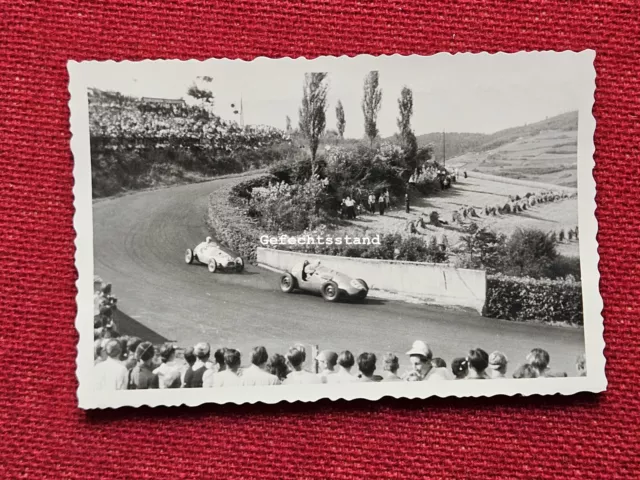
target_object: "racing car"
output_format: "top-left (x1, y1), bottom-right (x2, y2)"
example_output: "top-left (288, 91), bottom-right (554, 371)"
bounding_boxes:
top-left (279, 260), bottom-right (368, 302)
top-left (185, 237), bottom-right (245, 273)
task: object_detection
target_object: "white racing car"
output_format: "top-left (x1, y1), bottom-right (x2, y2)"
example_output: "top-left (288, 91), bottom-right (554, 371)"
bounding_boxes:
top-left (280, 260), bottom-right (369, 302)
top-left (185, 237), bottom-right (245, 273)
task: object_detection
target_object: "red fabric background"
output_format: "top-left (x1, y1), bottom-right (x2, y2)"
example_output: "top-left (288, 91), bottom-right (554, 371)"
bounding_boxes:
top-left (1, 0), bottom-right (639, 477)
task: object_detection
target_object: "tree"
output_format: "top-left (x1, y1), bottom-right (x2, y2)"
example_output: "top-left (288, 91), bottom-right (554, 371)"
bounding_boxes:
top-left (397, 87), bottom-right (418, 170)
top-left (187, 76), bottom-right (215, 110)
top-left (505, 228), bottom-right (558, 278)
top-left (362, 71), bottom-right (382, 147)
top-left (285, 115), bottom-right (292, 133)
top-left (298, 72), bottom-right (329, 173)
top-left (460, 225), bottom-right (506, 272)
top-left (336, 100), bottom-right (346, 139)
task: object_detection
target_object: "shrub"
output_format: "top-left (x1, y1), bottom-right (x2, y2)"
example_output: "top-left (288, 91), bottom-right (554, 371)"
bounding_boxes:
top-left (229, 174), bottom-right (277, 202)
top-left (469, 208), bottom-right (479, 218)
top-left (515, 194), bottom-right (521, 201)
top-left (485, 206), bottom-right (490, 216)
top-left (503, 228), bottom-right (558, 278)
top-left (558, 230), bottom-right (565, 242)
top-left (484, 274), bottom-right (583, 325)
top-left (269, 154), bottom-right (317, 184)
top-left (521, 202), bottom-right (527, 210)
top-left (282, 232), bottom-right (447, 263)
top-left (207, 180), bottom-right (265, 262)
top-left (545, 255), bottom-right (581, 280)
top-left (247, 175), bottom-right (333, 233)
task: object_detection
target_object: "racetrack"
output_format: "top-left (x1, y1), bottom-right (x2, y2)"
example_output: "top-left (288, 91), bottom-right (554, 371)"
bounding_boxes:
top-left (93, 175), bottom-right (586, 376)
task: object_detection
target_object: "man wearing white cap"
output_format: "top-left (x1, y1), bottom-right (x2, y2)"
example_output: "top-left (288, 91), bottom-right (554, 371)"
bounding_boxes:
top-left (402, 340), bottom-right (449, 381)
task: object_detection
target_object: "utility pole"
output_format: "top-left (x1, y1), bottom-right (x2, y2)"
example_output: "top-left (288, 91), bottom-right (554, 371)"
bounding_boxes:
top-left (240, 95), bottom-right (244, 129)
top-left (231, 93), bottom-right (245, 128)
top-left (442, 130), bottom-right (446, 168)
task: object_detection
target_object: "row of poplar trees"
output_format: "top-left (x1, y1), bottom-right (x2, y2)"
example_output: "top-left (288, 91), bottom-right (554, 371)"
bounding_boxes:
top-left (295, 71), bottom-right (418, 175)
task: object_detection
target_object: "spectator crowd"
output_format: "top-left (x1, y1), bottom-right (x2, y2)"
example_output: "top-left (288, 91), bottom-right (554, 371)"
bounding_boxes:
top-left (92, 279), bottom-right (587, 391)
top-left (93, 299), bottom-right (588, 392)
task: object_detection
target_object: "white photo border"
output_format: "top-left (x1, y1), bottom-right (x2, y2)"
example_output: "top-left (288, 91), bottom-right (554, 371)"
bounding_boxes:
top-left (69, 51), bottom-right (606, 410)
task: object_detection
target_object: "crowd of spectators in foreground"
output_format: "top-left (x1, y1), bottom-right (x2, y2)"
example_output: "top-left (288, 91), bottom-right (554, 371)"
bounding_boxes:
top-left (93, 336), bottom-right (588, 391)
top-left (92, 277), bottom-right (587, 391)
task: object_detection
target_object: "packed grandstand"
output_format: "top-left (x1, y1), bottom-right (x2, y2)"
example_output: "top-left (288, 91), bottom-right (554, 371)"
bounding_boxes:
top-left (93, 278), bottom-right (587, 391)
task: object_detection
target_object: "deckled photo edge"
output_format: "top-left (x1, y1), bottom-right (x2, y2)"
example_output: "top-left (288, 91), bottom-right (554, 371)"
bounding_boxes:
top-left (70, 51), bottom-right (605, 410)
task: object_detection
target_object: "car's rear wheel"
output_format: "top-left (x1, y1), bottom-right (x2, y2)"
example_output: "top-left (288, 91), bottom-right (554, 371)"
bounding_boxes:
top-left (185, 248), bottom-right (194, 264)
top-left (280, 273), bottom-right (296, 293)
top-left (235, 257), bottom-right (244, 273)
top-left (208, 259), bottom-right (218, 273)
top-left (321, 281), bottom-right (340, 302)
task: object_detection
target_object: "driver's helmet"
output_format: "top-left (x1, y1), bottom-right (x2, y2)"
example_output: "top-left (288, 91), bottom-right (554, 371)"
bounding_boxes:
top-left (206, 236), bottom-right (212, 243)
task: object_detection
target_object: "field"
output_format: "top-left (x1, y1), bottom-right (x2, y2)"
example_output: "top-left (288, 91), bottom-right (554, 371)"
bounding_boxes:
top-left (449, 130), bottom-right (578, 187)
top-left (341, 172), bottom-right (580, 258)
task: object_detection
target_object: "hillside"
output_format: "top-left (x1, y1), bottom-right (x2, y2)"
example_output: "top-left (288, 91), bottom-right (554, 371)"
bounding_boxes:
top-left (414, 111), bottom-right (579, 187)
top-left (339, 172), bottom-right (580, 259)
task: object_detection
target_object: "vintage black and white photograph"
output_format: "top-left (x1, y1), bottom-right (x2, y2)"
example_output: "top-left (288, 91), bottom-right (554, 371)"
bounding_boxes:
top-left (70, 52), bottom-right (605, 409)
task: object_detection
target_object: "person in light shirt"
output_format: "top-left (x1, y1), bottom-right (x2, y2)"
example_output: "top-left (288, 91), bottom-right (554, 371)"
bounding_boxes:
top-left (211, 349), bottom-right (244, 387)
top-left (576, 353), bottom-right (587, 377)
top-left (326, 350), bottom-right (359, 384)
top-left (487, 351), bottom-right (508, 379)
top-left (153, 344), bottom-right (181, 388)
top-left (241, 346), bottom-right (280, 386)
top-left (526, 348), bottom-right (567, 378)
top-left (92, 339), bottom-right (128, 391)
top-left (401, 340), bottom-right (448, 381)
top-left (381, 353), bottom-right (402, 381)
top-left (316, 350), bottom-right (338, 383)
top-left (283, 346), bottom-right (322, 385)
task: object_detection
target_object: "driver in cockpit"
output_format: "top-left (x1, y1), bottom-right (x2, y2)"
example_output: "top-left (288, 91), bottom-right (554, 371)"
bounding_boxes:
top-left (302, 259), bottom-right (321, 281)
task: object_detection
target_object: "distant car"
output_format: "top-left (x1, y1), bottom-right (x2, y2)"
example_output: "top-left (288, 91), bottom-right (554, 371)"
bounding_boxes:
top-left (185, 237), bottom-right (244, 273)
top-left (279, 260), bottom-right (368, 302)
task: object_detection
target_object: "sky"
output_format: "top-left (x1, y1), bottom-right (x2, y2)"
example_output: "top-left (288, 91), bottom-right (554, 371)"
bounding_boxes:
top-left (82, 52), bottom-right (592, 138)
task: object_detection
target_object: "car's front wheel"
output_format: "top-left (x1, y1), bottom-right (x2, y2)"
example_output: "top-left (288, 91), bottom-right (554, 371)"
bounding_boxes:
top-left (235, 257), bottom-right (244, 273)
top-left (208, 259), bottom-right (217, 273)
top-left (321, 281), bottom-right (340, 302)
top-left (280, 273), bottom-right (296, 293)
top-left (185, 248), bottom-right (194, 264)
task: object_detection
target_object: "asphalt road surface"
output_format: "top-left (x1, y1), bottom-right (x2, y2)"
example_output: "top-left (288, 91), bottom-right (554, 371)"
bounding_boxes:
top-left (93, 175), bottom-right (586, 375)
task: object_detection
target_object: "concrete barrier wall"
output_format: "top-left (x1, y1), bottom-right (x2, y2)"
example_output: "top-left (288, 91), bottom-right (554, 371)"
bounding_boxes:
top-left (257, 248), bottom-right (486, 313)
